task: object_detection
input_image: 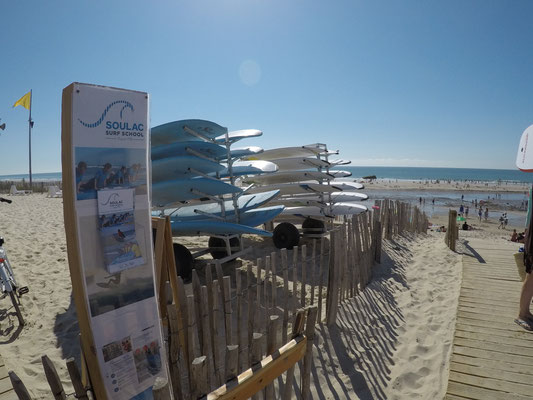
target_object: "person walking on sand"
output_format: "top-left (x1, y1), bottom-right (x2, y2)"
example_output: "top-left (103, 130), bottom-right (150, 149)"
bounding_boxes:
top-left (465, 206), bottom-right (469, 219)
top-left (515, 218), bottom-right (533, 331)
top-left (484, 207), bottom-right (489, 221)
top-left (459, 204), bottom-right (464, 216)
top-left (478, 207), bottom-right (482, 221)
top-left (498, 214), bottom-right (505, 229)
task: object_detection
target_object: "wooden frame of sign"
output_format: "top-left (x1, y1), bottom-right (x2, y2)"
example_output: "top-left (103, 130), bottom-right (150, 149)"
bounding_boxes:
top-left (61, 84), bottom-right (107, 399)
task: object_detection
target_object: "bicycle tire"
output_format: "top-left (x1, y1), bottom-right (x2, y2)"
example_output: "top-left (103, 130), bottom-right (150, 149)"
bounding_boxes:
top-left (8, 291), bottom-right (24, 326)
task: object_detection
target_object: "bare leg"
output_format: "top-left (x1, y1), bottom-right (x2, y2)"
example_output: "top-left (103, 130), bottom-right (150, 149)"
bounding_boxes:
top-left (519, 272), bottom-right (533, 320)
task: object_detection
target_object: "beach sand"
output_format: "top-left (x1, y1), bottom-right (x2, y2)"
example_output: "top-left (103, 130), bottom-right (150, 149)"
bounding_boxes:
top-left (0, 187), bottom-right (526, 399)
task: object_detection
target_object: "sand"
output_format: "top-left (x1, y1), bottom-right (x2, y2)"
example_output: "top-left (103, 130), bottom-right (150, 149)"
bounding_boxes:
top-left (0, 185), bottom-right (526, 399)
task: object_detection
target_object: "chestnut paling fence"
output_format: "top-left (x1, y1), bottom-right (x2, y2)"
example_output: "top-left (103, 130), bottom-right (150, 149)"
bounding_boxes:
top-left (9, 200), bottom-right (428, 400)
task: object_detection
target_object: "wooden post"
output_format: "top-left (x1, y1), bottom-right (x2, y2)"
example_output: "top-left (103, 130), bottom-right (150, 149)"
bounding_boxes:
top-left (265, 315), bottom-right (280, 399)
top-left (191, 356), bottom-right (208, 399)
top-left (271, 251), bottom-right (277, 316)
top-left (264, 255), bottom-right (271, 319)
top-left (281, 248), bottom-right (289, 344)
top-left (251, 333), bottom-right (265, 400)
top-left (212, 280), bottom-right (225, 386)
top-left (167, 305), bottom-right (185, 399)
top-left (326, 230), bottom-right (340, 326)
top-left (9, 371), bottom-right (32, 400)
top-left (223, 276), bottom-right (233, 346)
top-left (187, 295), bottom-right (200, 363)
top-left (191, 269), bottom-right (204, 352)
top-left (310, 239), bottom-right (317, 305)
top-left (300, 244), bottom-right (307, 307)
top-left (301, 306), bottom-right (318, 400)
top-left (205, 265), bottom-right (217, 386)
top-left (41, 355), bottom-right (66, 400)
top-left (201, 286), bottom-right (216, 390)
top-left (152, 376), bottom-right (172, 400)
top-left (247, 263), bottom-right (256, 365)
top-left (225, 345), bottom-right (239, 382)
top-left (317, 238), bottom-right (326, 323)
top-left (292, 246), bottom-right (299, 316)
top-left (236, 270), bottom-right (243, 371)
top-left (281, 309), bottom-right (306, 400)
top-left (66, 358), bottom-right (90, 400)
top-left (256, 258), bottom-right (264, 334)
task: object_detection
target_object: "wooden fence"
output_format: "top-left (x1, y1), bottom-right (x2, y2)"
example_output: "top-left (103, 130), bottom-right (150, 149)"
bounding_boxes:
top-left (9, 200), bottom-right (428, 399)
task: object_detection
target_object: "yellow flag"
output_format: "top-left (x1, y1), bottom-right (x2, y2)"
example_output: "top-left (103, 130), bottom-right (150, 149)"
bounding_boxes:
top-left (13, 91), bottom-right (31, 110)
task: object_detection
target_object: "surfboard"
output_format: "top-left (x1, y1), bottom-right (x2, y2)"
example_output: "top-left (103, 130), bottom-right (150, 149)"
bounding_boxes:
top-left (170, 220), bottom-right (272, 236)
top-left (331, 182), bottom-right (364, 190)
top-left (222, 205), bottom-right (284, 226)
top-left (215, 129), bottom-right (262, 144)
top-left (153, 190), bottom-right (280, 220)
top-left (517, 124), bottom-right (533, 171)
top-left (151, 119), bottom-right (227, 147)
top-left (244, 171), bottom-right (333, 185)
top-left (152, 177), bottom-right (241, 206)
top-left (328, 170), bottom-right (352, 178)
top-left (269, 157), bottom-right (330, 171)
top-left (329, 159), bottom-right (351, 166)
top-left (230, 146), bottom-right (264, 159)
top-left (246, 182), bottom-right (340, 196)
top-left (272, 191), bottom-right (368, 205)
top-left (217, 160), bottom-right (278, 178)
top-left (242, 144), bottom-right (325, 161)
top-left (152, 155), bottom-right (224, 182)
top-left (151, 141), bottom-right (227, 161)
top-left (282, 202), bottom-right (367, 218)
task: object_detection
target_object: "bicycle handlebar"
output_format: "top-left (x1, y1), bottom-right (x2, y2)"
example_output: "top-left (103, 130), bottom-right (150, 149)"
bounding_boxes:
top-left (0, 198), bottom-right (12, 204)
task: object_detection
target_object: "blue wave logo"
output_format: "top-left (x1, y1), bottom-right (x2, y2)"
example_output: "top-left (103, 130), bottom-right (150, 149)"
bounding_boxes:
top-left (78, 100), bottom-right (134, 128)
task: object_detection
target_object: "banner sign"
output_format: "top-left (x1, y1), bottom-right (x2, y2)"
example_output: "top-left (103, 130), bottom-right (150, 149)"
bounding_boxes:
top-left (62, 83), bottom-right (167, 400)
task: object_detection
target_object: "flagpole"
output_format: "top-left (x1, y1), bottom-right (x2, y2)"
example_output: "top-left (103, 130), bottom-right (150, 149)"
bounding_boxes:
top-left (28, 89), bottom-right (32, 190)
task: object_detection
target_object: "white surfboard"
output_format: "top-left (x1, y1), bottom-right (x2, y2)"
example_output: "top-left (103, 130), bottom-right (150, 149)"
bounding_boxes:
top-left (331, 181), bottom-right (364, 190)
top-left (274, 191), bottom-right (368, 204)
top-left (246, 182), bottom-right (362, 195)
top-left (328, 170), bottom-right (352, 178)
top-left (517, 124), bottom-right (533, 171)
top-left (244, 171), bottom-right (333, 185)
top-left (217, 160), bottom-right (278, 178)
top-left (215, 129), bottom-right (262, 144)
top-left (329, 159), bottom-right (351, 166)
top-left (282, 202), bottom-right (367, 218)
top-left (242, 144), bottom-right (325, 161)
top-left (270, 157), bottom-right (330, 171)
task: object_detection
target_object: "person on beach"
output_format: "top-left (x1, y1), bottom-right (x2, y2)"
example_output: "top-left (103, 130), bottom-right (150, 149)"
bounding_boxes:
top-left (498, 214), bottom-right (505, 229)
top-left (465, 206), bottom-right (469, 219)
top-left (459, 204), bottom-right (464, 216)
top-left (478, 207), bottom-right (482, 221)
top-left (95, 163), bottom-right (113, 190)
top-left (515, 219), bottom-right (533, 331)
top-left (484, 207), bottom-right (489, 221)
top-left (511, 230), bottom-right (518, 242)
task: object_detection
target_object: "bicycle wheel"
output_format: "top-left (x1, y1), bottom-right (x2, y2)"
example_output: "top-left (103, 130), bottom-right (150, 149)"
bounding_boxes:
top-left (8, 290), bottom-right (24, 326)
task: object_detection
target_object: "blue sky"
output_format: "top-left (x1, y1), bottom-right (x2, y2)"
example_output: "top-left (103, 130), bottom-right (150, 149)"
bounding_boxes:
top-left (1, 0), bottom-right (532, 174)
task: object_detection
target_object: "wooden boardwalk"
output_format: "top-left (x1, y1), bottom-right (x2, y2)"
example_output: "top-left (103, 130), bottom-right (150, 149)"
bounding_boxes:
top-left (0, 355), bottom-right (15, 400)
top-left (445, 238), bottom-right (533, 400)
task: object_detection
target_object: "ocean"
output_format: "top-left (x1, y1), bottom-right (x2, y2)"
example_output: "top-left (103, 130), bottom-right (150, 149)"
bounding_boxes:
top-left (1, 167), bottom-right (532, 183)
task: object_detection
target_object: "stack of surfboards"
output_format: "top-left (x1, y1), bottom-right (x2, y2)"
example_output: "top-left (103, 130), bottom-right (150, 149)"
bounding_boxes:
top-left (150, 119), bottom-right (284, 236)
top-left (241, 144), bottom-right (368, 219)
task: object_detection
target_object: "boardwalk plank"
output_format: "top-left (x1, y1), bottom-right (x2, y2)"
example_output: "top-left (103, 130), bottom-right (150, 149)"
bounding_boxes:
top-left (446, 238), bottom-right (533, 399)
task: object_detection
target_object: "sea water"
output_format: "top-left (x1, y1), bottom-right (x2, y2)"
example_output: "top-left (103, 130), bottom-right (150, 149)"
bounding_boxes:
top-left (2, 166), bottom-right (532, 183)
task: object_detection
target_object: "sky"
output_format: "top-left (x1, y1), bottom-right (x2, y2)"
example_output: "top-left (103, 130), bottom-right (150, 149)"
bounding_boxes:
top-left (1, 0), bottom-right (533, 174)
